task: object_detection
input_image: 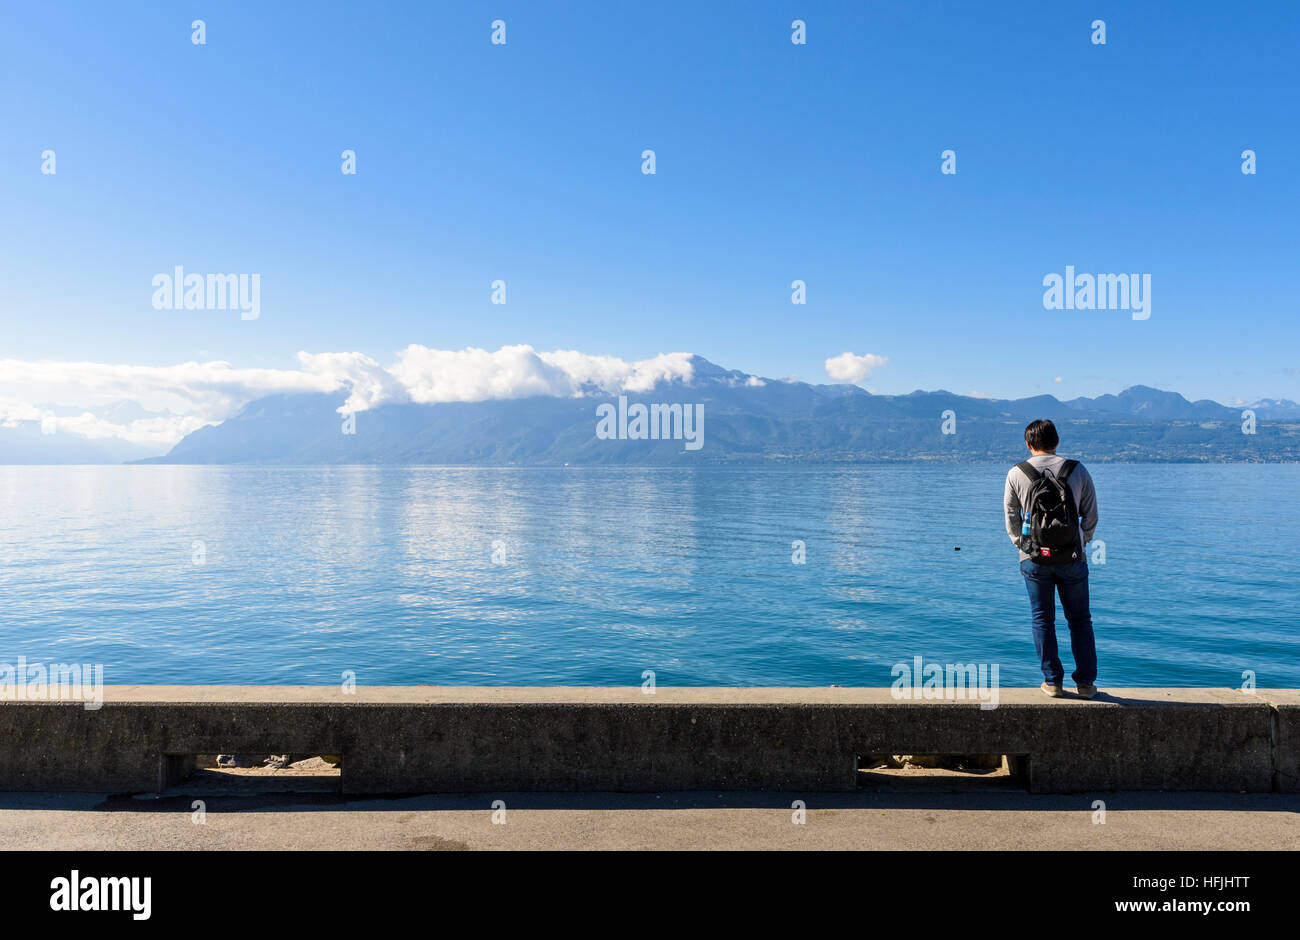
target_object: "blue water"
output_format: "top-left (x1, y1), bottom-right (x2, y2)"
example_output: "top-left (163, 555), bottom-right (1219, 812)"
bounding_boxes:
top-left (1, 465), bottom-right (1296, 687)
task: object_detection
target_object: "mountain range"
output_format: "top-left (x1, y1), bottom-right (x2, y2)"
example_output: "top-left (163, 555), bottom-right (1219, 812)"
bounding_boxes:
top-left (103, 356), bottom-right (1298, 465)
top-left (4, 356), bottom-right (1297, 464)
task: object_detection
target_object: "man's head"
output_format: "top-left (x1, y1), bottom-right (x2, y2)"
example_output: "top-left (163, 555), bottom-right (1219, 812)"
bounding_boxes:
top-left (1024, 419), bottom-right (1059, 455)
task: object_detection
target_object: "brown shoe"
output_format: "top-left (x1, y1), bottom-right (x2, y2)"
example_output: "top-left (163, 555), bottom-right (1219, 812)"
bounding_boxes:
top-left (1041, 681), bottom-right (1064, 698)
top-left (1075, 683), bottom-right (1098, 699)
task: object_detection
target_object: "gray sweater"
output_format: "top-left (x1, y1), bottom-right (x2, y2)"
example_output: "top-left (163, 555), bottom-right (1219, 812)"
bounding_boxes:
top-left (1003, 454), bottom-right (1098, 562)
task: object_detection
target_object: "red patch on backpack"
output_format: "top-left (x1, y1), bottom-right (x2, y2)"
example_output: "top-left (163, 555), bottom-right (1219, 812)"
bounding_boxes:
top-left (1040, 547), bottom-right (1051, 557)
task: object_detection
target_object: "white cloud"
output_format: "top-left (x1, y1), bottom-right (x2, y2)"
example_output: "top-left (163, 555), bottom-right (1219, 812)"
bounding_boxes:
top-left (0, 358), bottom-right (335, 425)
top-left (38, 412), bottom-right (209, 446)
top-left (824, 352), bottom-right (888, 384)
top-left (0, 346), bottom-right (705, 447)
top-left (389, 345), bottom-right (697, 405)
top-left (0, 393), bottom-right (209, 447)
top-left (0, 397), bottom-right (44, 426)
top-left (297, 351), bottom-right (409, 413)
top-left (539, 348), bottom-right (696, 395)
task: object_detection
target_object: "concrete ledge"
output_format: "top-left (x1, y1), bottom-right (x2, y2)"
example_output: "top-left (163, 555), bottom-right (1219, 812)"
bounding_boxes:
top-left (0, 687), bottom-right (1292, 794)
top-left (1259, 690), bottom-right (1300, 792)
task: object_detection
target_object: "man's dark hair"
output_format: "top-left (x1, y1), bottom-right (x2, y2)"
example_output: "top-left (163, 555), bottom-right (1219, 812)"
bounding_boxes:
top-left (1024, 419), bottom-right (1059, 452)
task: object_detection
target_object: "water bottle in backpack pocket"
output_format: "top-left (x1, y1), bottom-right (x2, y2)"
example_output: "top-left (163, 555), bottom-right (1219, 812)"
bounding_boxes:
top-left (1016, 459), bottom-right (1082, 564)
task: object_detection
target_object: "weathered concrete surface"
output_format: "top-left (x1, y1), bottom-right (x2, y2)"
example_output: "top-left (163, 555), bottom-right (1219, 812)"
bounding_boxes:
top-left (1258, 690), bottom-right (1300, 792)
top-left (0, 687), bottom-right (1290, 795)
top-left (2, 790), bottom-right (1298, 851)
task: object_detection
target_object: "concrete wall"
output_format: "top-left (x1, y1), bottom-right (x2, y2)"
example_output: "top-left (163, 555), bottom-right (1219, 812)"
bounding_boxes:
top-left (0, 687), bottom-right (1294, 794)
top-left (1264, 690), bottom-right (1300, 792)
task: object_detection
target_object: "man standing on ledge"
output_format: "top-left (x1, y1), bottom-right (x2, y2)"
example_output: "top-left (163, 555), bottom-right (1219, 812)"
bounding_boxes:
top-left (1004, 419), bottom-right (1099, 699)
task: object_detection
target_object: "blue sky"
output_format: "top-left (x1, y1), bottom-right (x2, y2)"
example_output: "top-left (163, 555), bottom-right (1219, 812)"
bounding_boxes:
top-left (2, 0), bottom-right (1297, 414)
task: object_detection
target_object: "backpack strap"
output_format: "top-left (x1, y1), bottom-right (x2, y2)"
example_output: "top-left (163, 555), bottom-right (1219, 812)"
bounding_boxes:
top-left (1054, 460), bottom-right (1082, 525)
top-left (1015, 461), bottom-right (1039, 483)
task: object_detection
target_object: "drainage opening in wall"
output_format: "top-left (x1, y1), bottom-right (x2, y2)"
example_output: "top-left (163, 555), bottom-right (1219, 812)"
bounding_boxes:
top-left (166, 754), bottom-right (343, 794)
top-left (857, 754), bottom-right (1028, 789)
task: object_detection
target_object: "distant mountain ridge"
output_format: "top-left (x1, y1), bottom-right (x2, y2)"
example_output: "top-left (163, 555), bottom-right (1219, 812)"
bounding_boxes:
top-left (130, 356), bottom-right (1300, 465)
top-left (0, 422), bottom-right (159, 464)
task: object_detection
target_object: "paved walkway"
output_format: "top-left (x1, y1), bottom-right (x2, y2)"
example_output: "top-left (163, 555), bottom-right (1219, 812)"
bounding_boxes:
top-left (1, 786), bottom-right (1296, 850)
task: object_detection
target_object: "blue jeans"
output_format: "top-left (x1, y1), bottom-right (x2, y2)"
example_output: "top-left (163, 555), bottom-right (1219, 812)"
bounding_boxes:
top-left (1020, 558), bottom-right (1097, 686)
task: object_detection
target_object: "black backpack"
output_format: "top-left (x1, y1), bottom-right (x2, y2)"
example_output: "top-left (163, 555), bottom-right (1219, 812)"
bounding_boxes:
top-left (1016, 460), bottom-right (1082, 565)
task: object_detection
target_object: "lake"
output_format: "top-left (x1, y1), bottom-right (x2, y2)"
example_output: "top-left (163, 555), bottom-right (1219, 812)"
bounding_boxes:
top-left (1, 464), bottom-right (1296, 687)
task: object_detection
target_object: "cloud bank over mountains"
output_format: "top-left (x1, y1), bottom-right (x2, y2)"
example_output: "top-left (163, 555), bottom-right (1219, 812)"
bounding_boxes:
top-left (6, 344), bottom-right (1292, 460)
top-left (0, 346), bottom-right (703, 446)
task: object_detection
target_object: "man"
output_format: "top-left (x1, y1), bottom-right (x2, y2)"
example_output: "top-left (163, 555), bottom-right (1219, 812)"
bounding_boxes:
top-left (1003, 419), bottom-right (1099, 699)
